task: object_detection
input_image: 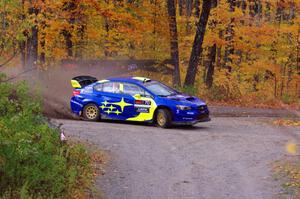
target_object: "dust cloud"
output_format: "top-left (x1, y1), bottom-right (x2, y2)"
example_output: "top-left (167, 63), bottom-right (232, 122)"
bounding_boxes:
top-left (1, 60), bottom-right (152, 119)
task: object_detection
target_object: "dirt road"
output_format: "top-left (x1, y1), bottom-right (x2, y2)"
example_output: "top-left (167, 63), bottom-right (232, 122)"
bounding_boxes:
top-left (52, 117), bottom-right (299, 199)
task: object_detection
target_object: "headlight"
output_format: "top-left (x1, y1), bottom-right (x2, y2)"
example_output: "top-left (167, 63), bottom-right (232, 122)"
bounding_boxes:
top-left (176, 105), bottom-right (191, 110)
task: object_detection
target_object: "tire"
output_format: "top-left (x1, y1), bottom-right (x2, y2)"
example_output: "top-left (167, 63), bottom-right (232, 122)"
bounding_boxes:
top-left (155, 109), bottom-right (172, 128)
top-left (83, 103), bottom-right (100, 121)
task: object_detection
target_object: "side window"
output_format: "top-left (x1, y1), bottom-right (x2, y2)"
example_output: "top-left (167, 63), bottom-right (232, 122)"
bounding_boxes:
top-left (94, 83), bottom-right (103, 91)
top-left (101, 82), bottom-right (122, 93)
top-left (102, 82), bottom-right (114, 93)
top-left (123, 83), bottom-right (151, 96)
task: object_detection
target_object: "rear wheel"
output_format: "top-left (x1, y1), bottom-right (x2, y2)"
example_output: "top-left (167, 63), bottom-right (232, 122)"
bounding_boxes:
top-left (83, 103), bottom-right (100, 121)
top-left (156, 109), bottom-right (172, 128)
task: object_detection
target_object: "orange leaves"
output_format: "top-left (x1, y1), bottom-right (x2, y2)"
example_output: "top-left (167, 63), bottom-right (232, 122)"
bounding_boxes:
top-left (273, 119), bottom-right (300, 127)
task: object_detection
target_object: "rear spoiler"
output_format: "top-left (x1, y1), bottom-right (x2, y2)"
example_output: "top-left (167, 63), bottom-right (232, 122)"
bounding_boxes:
top-left (71, 76), bottom-right (98, 88)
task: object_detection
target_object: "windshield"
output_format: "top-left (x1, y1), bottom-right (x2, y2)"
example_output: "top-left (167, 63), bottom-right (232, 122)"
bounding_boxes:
top-left (144, 81), bottom-right (178, 97)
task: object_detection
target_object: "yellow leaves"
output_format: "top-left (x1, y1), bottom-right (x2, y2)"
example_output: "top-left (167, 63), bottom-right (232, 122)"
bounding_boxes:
top-left (274, 159), bottom-right (300, 197)
top-left (85, 28), bottom-right (101, 40)
top-left (286, 142), bottom-right (298, 155)
top-left (273, 119), bottom-right (300, 127)
top-left (204, 30), bottom-right (226, 47)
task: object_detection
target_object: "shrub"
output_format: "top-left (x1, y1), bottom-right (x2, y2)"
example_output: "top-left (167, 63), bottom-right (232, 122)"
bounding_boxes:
top-left (0, 77), bottom-right (92, 198)
top-left (180, 85), bottom-right (198, 96)
top-left (282, 93), bottom-right (292, 105)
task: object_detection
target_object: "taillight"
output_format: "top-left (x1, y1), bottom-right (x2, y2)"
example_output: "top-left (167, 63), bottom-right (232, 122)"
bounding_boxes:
top-left (72, 90), bottom-right (81, 96)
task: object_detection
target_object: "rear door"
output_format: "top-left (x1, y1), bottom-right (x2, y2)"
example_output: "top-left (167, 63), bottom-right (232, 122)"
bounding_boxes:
top-left (94, 81), bottom-right (135, 120)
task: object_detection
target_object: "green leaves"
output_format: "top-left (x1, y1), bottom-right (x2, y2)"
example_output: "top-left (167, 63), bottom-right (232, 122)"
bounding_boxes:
top-left (0, 77), bottom-right (92, 198)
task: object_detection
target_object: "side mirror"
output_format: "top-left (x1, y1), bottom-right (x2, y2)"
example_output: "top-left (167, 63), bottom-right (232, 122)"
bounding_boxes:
top-left (134, 94), bottom-right (142, 99)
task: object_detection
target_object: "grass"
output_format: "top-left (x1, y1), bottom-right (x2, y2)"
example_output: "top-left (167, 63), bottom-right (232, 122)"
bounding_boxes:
top-left (274, 159), bottom-right (300, 199)
top-left (0, 73), bottom-right (97, 199)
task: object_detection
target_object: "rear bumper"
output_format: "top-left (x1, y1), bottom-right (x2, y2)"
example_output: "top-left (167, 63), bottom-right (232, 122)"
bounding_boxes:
top-left (70, 97), bottom-right (84, 112)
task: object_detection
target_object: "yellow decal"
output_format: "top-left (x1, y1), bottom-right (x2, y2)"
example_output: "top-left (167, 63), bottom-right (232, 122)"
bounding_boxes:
top-left (119, 83), bottom-right (124, 92)
top-left (126, 96), bottom-right (157, 122)
top-left (99, 98), bottom-right (133, 115)
top-left (100, 105), bottom-right (106, 109)
top-left (111, 98), bottom-right (132, 112)
top-left (132, 77), bottom-right (151, 82)
top-left (71, 80), bottom-right (81, 88)
top-left (114, 110), bottom-right (121, 115)
top-left (99, 96), bottom-right (157, 121)
top-left (108, 105), bottom-right (115, 111)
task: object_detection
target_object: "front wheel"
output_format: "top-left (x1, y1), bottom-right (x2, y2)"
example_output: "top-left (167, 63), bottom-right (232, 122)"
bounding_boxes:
top-left (83, 103), bottom-right (100, 121)
top-left (156, 109), bottom-right (172, 128)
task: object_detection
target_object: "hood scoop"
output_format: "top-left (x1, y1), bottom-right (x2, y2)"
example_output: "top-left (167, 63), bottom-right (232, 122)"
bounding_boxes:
top-left (168, 95), bottom-right (196, 101)
top-left (186, 97), bottom-right (196, 101)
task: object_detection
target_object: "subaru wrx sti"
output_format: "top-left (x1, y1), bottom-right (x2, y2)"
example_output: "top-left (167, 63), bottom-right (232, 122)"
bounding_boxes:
top-left (70, 76), bottom-right (210, 128)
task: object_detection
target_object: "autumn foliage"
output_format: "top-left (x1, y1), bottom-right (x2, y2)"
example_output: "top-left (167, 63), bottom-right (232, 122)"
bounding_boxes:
top-left (0, 0), bottom-right (299, 106)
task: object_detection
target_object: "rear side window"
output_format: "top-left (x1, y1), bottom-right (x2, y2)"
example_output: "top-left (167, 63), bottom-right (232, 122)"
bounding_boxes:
top-left (94, 83), bottom-right (103, 91)
top-left (95, 82), bottom-right (122, 93)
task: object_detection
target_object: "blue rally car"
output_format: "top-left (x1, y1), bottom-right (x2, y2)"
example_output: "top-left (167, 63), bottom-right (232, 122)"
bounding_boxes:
top-left (70, 76), bottom-right (210, 128)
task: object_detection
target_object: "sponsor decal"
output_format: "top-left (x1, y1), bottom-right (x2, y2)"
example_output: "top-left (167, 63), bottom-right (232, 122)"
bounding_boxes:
top-left (135, 100), bottom-right (151, 105)
top-left (187, 112), bottom-right (195, 115)
top-left (135, 107), bottom-right (150, 113)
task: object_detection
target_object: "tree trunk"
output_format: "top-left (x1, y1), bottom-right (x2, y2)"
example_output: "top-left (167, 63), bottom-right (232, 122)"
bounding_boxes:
top-left (280, 64), bottom-right (286, 97)
top-left (194, 0), bottom-right (200, 17)
top-left (265, 1), bottom-right (271, 21)
top-left (30, 25), bottom-right (38, 65)
top-left (167, 0), bottom-right (181, 87)
top-left (186, 0), bottom-right (193, 17)
top-left (62, 30), bottom-right (73, 57)
top-left (26, 6), bottom-right (39, 68)
top-left (205, 43), bottom-right (216, 88)
top-left (19, 40), bottom-right (26, 67)
top-left (179, 0), bottom-right (184, 16)
top-left (104, 0), bottom-right (110, 57)
top-left (223, 0), bottom-right (236, 71)
top-left (186, 0), bottom-right (193, 34)
top-left (19, 0), bottom-right (26, 68)
top-left (184, 0), bottom-right (212, 86)
top-left (276, 0), bottom-right (284, 23)
top-left (62, 0), bottom-right (76, 58)
top-left (216, 45), bottom-right (221, 67)
top-left (39, 20), bottom-right (46, 64)
top-left (75, 24), bottom-right (85, 58)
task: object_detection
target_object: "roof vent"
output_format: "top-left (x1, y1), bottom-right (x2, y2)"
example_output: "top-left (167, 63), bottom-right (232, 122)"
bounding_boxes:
top-left (132, 77), bottom-right (151, 83)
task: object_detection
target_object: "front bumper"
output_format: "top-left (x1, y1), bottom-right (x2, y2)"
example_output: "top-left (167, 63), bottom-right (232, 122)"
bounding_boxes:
top-left (172, 113), bottom-right (211, 125)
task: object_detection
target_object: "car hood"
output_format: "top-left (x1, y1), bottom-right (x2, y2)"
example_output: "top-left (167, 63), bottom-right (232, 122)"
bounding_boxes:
top-left (163, 94), bottom-right (206, 106)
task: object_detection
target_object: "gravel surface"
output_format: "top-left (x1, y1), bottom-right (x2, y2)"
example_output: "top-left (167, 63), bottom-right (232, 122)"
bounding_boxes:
top-left (210, 106), bottom-right (300, 118)
top-left (52, 117), bottom-right (300, 199)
